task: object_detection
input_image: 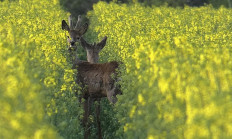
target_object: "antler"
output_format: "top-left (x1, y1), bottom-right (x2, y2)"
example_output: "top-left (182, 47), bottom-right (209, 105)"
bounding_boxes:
top-left (69, 15), bottom-right (83, 30)
top-left (68, 15), bottom-right (74, 30)
top-left (75, 15), bottom-right (82, 30)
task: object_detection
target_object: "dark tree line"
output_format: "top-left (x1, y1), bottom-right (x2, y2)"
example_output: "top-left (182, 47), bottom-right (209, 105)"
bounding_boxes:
top-left (59, 0), bottom-right (232, 18)
top-left (1, 0), bottom-right (231, 14)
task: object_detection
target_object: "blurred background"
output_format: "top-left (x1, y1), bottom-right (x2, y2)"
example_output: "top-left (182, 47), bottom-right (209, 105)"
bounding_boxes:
top-left (59, 0), bottom-right (232, 17)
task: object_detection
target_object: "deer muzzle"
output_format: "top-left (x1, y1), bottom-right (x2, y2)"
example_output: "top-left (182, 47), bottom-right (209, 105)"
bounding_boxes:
top-left (67, 36), bottom-right (77, 50)
top-left (70, 41), bottom-right (75, 45)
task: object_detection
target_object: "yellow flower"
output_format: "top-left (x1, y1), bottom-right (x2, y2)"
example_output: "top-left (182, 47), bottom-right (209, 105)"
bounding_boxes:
top-left (138, 94), bottom-right (145, 106)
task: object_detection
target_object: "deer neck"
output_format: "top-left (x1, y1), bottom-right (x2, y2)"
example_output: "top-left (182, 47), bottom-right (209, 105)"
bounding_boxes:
top-left (86, 50), bottom-right (99, 64)
top-left (87, 56), bottom-right (97, 64)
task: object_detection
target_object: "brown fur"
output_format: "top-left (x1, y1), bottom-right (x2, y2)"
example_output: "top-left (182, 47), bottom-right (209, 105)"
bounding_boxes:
top-left (75, 61), bottom-right (120, 101)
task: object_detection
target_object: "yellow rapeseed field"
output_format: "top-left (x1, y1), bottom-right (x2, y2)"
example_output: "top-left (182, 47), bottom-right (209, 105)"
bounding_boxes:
top-left (88, 2), bottom-right (232, 138)
top-left (0, 0), bottom-right (83, 138)
top-left (1, 0), bottom-right (232, 138)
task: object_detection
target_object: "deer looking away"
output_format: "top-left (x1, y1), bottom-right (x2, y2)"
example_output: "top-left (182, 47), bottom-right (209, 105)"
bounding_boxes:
top-left (80, 34), bottom-right (108, 139)
top-left (62, 15), bottom-right (122, 139)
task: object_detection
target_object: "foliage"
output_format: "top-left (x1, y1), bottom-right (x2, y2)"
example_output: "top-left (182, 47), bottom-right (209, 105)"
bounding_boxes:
top-left (88, 2), bottom-right (232, 138)
top-left (59, 0), bottom-right (232, 20)
top-left (2, 0), bottom-right (232, 138)
top-left (59, 0), bottom-right (118, 17)
top-left (209, 0), bottom-right (231, 8)
top-left (59, 0), bottom-right (97, 17)
top-left (0, 0), bottom-right (84, 138)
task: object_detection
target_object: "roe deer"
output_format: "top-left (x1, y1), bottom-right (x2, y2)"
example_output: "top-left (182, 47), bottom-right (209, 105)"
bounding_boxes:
top-left (62, 15), bottom-right (122, 139)
top-left (80, 36), bottom-right (108, 139)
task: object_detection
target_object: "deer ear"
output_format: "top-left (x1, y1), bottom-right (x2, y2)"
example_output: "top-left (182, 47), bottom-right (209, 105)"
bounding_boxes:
top-left (78, 23), bottom-right (88, 35)
top-left (62, 20), bottom-right (70, 31)
top-left (97, 36), bottom-right (107, 50)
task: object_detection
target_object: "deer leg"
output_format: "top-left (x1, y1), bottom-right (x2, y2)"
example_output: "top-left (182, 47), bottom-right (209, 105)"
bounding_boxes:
top-left (95, 99), bottom-right (102, 139)
top-left (84, 97), bottom-right (93, 139)
top-left (83, 99), bottom-right (88, 126)
top-left (83, 98), bottom-right (89, 139)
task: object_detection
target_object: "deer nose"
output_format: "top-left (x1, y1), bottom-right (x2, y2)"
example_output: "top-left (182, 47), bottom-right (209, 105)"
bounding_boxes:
top-left (70, 41), bottom-right (75, 45)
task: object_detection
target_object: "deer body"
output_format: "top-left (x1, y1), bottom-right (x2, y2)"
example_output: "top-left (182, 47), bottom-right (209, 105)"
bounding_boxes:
top-left (75, 61), bottom-right (120, 103)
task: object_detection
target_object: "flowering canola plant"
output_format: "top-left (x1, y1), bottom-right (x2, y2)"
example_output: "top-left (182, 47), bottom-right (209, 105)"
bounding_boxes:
top-left (88, 2), bottom-right (232, 138)
top-left (0, 0), bottom-right (84, 138)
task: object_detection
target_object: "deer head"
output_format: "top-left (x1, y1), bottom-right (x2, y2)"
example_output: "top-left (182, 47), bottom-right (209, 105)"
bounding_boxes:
top-left (62, 15), bottom-right (88, 50)
top-left (80, 36), bottom-right (107, 63)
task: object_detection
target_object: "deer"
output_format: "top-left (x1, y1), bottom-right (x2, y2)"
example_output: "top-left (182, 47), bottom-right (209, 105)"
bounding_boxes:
top-left (79, 32), bottom-right (107, 139)
top-left (62, 15), bottom-right (122, 139)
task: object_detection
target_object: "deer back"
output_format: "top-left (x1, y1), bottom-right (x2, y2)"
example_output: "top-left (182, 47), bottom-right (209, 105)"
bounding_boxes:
top-left (76, 61), bottom-right (119, 99)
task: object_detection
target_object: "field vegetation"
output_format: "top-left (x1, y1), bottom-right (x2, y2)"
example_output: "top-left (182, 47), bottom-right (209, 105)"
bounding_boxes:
top-left (1, 0), bottom-right (232, 138)
top-left (88, 2), bottom-right (232, 138)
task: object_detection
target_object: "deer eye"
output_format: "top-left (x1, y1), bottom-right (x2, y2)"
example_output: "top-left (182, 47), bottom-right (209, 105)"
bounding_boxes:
top-left (67, 36), bottom-right (71, 42)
